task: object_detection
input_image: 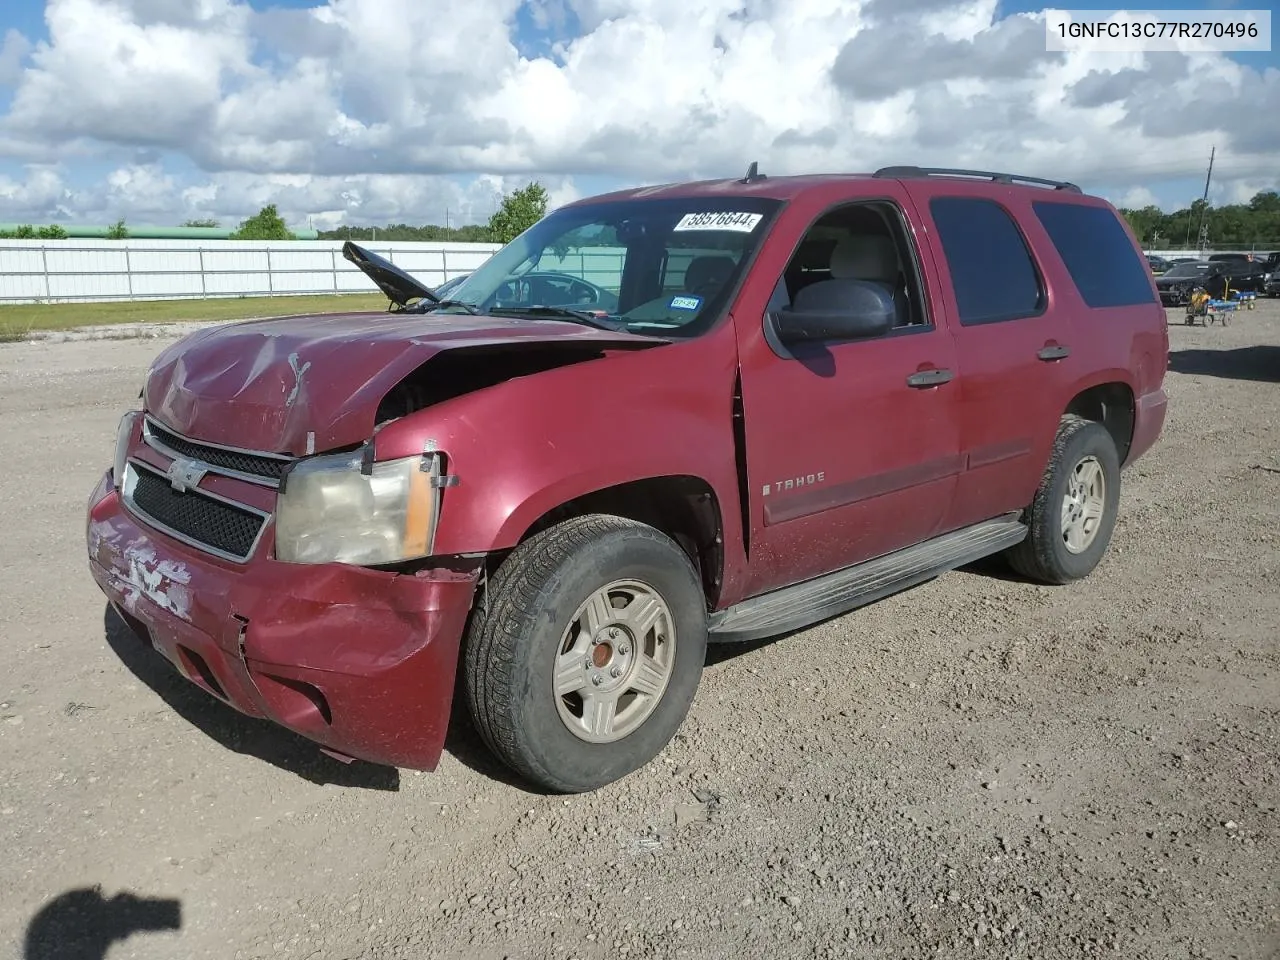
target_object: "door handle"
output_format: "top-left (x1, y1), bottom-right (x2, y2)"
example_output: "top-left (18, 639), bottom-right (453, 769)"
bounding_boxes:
top-left (1038, 344), bottom-right (1071, 361)
top-left (906, 368), bottom-right (955, 388)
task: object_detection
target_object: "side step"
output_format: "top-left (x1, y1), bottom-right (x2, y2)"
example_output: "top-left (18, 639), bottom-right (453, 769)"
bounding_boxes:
top-left (707, 514), bottom-right (1027, 644)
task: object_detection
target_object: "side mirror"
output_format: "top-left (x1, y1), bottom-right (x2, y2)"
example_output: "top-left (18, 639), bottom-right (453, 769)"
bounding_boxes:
top-left (773, 278), bottom-right (895, 345)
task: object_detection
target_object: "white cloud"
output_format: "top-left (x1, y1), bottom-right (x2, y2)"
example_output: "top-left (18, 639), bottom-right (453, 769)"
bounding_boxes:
top-left (0, 165), bottom-right (78, 221)
top-left (0, 28), bottom-right (32, 86)
top-left (1218, 179), bottom-right (1280, 206)
top-left (0, 0), bottom-right (1275, 225)
top-left (1120, 187), bottom-right (1160, 209)
top-left (0, 161), bottom-right (578, 232)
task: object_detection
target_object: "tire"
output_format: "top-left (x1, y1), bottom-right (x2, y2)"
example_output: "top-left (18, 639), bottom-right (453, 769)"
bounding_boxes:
top-left (1005, 415), bottom-right (1121, 586)
top-left (463, 514), bottom-right (708, 793)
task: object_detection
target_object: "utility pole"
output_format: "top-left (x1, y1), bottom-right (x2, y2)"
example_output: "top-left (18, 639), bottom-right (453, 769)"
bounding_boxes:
top-left (1196, 145), bottom-right (1215, 252)
top-left (446, 208), bottom-right (451, 230)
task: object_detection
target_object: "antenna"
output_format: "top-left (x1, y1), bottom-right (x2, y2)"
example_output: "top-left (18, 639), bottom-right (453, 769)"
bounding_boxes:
top-left (740, 161), bottom-right (766, 184)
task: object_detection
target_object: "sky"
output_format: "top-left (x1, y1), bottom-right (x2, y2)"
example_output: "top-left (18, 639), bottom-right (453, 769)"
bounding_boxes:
top-left (0, 0), bottom-right (1275, 231)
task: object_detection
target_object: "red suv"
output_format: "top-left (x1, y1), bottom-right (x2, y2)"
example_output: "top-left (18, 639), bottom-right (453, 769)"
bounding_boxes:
top-left (86, 165), bottom-right (1169, 793)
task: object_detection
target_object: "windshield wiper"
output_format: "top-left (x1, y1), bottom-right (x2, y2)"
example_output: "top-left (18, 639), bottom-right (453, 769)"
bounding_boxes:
top-left (488, 305), bottom-right (624, 331)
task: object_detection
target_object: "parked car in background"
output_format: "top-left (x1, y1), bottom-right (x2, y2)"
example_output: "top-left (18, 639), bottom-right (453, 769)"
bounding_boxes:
top-left (86, 164), bottom-right (1169, 793)
top-left (1156, 257), bottom-right (1269, 304)
top-left (1266, 272), bottom-right (1280, 298)
top-left (1145, 255), bottom-right (1171, 275)
top-left (1206, 255), bottom-right (1270, 293)
top-left (1155, 260), bottom-right (1222, 305)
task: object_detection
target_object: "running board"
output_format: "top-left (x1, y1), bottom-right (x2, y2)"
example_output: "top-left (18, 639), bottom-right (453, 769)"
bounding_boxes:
top-left (708, 515), bottom-right (1027, 644)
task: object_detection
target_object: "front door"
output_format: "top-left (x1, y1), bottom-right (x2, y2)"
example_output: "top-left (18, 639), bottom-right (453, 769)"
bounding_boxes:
top-left (733, 191), bottom-right (963, 598)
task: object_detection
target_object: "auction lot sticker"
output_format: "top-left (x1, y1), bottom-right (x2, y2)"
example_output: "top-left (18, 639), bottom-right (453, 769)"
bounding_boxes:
top-left (674, 212), bottom-right (764, 232)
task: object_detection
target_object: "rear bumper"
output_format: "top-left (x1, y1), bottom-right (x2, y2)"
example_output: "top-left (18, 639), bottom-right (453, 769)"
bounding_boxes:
top-left (86, 471), bottom-right (480, 770)
top-left (1126, 387), bottom-right (1168, 467)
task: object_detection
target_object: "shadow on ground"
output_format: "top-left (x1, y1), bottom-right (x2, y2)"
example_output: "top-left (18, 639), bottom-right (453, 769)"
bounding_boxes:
top-left (25, 887), bottom-right (180, 960)
top-left (702, 552), bottom-right (1038, 668)
top-left (1168, 345), bottom-right (1280, 383)
top-left (103, 604), bottom-right (400, 791)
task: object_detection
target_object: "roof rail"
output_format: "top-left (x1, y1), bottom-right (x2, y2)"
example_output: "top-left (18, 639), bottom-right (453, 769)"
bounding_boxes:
top-left (872, 165), bottom-right (1082, 193)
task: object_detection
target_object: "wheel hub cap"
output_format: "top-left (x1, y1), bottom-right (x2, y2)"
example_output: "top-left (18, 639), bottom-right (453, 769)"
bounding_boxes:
top-left (1060, 454), bottom-right (1106, 555)
top-left (554, 579), bottom-right (676, 744)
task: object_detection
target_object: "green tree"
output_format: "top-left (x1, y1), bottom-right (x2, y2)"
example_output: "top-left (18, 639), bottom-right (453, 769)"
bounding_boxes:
top-left (13, 225), bottom-right (36, 239)
top-left (316, 222), bottom-right (499, 243)
top-left (182, 218), bottom-right (221, 228)
top-left (487, 182), bottom-right (549, 245)
top-left (1118, 192), bottom-right (1280, 251)
top-left (229, 204), bottom-right (296, 241)
top-left (1248, 190), bottom-right (1280, 214)
top-left (106, 219), bottom-right (129, 239)
top-left (36, 224), bottom-right (68, 239)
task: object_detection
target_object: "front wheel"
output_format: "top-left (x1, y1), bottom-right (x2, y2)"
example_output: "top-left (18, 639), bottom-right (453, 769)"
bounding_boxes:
top-left (463, 515), bottom-right (707, 793)
top-left (1005, 415), bottom-right (1121, 585)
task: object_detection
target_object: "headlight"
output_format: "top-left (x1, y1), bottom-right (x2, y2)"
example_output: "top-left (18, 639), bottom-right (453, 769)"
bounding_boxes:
top-left (113, 410), bottom-right (141, 489)
top-left (275, 447), bottom-right (443, 565)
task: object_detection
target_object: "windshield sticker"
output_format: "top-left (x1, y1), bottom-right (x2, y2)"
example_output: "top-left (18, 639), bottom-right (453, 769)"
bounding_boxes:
top-left (673, 212), bottom-right (763, 233)
top-left (669, 295), bottom-right (703, 311)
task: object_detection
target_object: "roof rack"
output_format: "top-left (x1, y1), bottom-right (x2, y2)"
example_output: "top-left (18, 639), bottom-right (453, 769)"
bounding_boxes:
top-left (739, 161), bottom-right (768, 184)
top-left (872, 165), bottom-right (1082, 193)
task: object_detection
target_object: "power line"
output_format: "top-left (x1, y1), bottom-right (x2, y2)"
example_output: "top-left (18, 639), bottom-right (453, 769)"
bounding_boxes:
top-left (1196, 146), bottom-right (1215, 251)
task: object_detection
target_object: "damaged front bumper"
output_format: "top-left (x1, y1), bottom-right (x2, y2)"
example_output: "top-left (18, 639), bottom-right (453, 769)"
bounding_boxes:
top-left (86, 471), bottom-right (481, 770)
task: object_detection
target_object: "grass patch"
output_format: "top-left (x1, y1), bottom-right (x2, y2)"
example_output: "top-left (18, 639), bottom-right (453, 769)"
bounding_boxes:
top-left (0, 293), bottom-right (389, 336)
top-left (0, 321), bottom-right (33, 343)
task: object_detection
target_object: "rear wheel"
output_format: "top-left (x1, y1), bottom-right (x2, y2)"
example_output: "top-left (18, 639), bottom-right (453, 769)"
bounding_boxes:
top-left (463, 514), bottom-right (707, 793)
top-left (1005, 415), bottom-right (1121, 585)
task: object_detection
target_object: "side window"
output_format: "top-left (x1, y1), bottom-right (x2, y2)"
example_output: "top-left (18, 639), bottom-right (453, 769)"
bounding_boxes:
top-left (929, 197), bottom-right (1046, 326)
top-left (1033, 201), bottom-right (1157, 308)
top-left (771, 201), bottom-right (932, 332)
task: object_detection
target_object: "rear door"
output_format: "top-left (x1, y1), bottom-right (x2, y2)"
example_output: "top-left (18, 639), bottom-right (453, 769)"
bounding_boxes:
top-left (900, 186), bottom-right (1079, 530)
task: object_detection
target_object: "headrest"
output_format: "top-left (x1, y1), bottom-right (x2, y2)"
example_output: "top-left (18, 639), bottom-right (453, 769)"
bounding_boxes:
top-left (829, 234), bottom-right (899, 283)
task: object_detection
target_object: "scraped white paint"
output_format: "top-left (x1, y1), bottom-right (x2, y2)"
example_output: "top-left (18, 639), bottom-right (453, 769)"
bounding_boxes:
top-left (87, 518), bottom-right (120, 558)
top-left (286, 351), bottom-right (312, 406)
top-left (119, 537), bottom-right (195, 621)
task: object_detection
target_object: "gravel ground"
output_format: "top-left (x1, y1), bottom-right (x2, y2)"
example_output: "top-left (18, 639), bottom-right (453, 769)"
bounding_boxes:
top-left (1, 302), bottom-right (1277, 960)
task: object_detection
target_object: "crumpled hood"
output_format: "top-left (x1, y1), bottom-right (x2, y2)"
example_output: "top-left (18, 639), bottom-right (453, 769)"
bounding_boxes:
top-left (143, 311), bottom-right (656, 454)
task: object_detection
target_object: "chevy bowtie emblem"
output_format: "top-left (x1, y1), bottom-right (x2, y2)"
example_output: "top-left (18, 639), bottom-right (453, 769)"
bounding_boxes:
top-left (167, 457), bottom-right (208, 493)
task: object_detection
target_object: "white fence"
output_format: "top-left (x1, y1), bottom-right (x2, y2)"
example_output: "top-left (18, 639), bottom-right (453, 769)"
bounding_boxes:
top-left (0, 239), bottom-right (503, 304)
top-left (1145, 249), bottom-right (1274, 261)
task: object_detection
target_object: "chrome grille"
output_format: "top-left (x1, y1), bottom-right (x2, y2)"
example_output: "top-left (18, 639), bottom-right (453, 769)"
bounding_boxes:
top-left (143, 416), bottom-right (293, 487)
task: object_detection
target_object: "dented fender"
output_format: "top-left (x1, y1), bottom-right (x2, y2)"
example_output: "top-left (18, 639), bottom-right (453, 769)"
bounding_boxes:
top-left (370, 323), bottom-right (754, 603)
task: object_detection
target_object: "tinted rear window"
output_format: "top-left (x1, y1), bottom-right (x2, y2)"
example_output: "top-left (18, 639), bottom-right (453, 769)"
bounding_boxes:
top-left (1033, 202), bottom-right (1157, 308)
top-left (929, 197), bottom-right (1045, 326)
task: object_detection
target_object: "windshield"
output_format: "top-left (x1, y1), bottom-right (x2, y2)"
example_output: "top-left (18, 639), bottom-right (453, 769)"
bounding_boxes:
top-left (443, 196), bottom-right (784, 337)
top-left (1163, 262), bottom-right (1211, 278)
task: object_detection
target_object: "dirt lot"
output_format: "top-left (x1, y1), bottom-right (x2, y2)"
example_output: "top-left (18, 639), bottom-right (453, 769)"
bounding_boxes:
top-left (1, 302), bottom-right (1277, 960)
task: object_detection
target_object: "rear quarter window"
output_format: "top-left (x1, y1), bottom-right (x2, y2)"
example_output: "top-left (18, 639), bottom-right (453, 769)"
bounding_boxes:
top-left (1032, 201), bottom-right (1157, 308)
top-left (928, 197), bottom-right (1046, 326)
